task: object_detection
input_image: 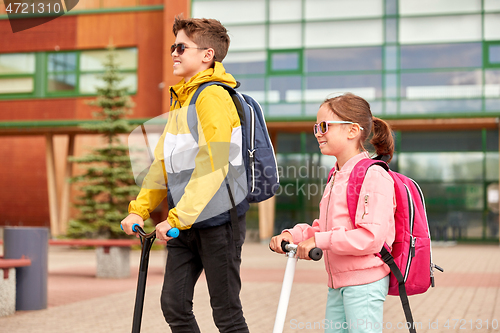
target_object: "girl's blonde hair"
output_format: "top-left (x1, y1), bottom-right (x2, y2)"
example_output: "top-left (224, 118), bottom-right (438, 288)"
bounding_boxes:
top-left (322, 93), bottom-right (394, 162)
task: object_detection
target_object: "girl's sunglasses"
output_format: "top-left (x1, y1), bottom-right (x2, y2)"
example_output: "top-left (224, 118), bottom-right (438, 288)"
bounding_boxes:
top-left (313, 120), bottom-right (364, 135)
top-left (171, 43), bottom-right (209, 55)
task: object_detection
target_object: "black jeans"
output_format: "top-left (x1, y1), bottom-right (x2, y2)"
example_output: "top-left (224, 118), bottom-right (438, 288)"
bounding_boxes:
top-left (161, 216), bottom-right (249, 333)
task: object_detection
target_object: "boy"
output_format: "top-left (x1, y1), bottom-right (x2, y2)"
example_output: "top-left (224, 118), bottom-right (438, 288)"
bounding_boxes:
top-left (121, 16), bottom-right (250, 333)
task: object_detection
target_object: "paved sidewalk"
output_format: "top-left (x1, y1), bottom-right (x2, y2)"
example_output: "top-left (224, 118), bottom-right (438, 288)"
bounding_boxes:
top-left (0, 242), bottom-right (499, 332)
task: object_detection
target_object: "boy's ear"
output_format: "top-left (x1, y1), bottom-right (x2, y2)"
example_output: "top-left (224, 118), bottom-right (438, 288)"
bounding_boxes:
top-left (202, 48), bottom-right (216, 64)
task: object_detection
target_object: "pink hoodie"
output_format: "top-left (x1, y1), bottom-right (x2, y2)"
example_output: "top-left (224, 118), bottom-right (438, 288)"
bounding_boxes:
top-left (286, 152), bottom-right (396, 289)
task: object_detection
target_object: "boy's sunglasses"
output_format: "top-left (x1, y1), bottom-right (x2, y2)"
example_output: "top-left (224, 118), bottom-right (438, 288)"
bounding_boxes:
top-left (313, 120), bottom-right (364, 135)
top-left (171, 43), bottom-right (209, 55)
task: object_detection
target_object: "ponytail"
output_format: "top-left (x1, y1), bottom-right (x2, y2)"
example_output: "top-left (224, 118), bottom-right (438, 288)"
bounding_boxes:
top-left (370, 117), bottom-right (394, 163)
top-left (322, 93), bottom-right (394, 162)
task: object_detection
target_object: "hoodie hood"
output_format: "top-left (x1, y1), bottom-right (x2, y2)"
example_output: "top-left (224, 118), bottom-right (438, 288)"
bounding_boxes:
top-left (170, 62), bottom-right (237, 108)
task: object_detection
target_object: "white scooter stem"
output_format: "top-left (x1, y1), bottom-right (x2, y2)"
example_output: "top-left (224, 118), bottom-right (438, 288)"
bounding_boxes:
top-left (272, 241), bottom-right (323, 333)
top-left (273, 248), bottom-right (298, 333)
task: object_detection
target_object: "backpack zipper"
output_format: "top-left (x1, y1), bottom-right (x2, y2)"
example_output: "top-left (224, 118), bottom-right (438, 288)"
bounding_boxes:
top-left (324, 173), bottom-right (336, 286)
top-left (248, 103), bottom-right (256, 192)
top-left (411, 178), bottom-right (443, 286)
top-left (362, 194), bottom-right (369, 219)
top-left (404, 183), bottom-right (416, 282)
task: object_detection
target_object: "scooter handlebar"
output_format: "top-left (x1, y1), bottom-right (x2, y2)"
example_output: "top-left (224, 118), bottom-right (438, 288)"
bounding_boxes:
top-left (120, 223), bottom-right (179, 238)
top-left (280, 240), bottom-right (323, 261)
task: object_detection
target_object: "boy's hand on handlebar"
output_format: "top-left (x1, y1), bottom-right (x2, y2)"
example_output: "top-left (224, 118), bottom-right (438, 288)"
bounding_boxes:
top-left (297, 237), bottom-right (318, 260)
top-left (155, 220), bottom-right (175, 242)
top-left (121, 214), bottom-right (144, 237)
top-left (269, 232), bottom-right (294, 254)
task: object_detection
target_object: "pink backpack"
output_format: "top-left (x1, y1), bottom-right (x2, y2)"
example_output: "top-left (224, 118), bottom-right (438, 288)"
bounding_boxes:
top-left (329, 157), bottom-right (443, 333)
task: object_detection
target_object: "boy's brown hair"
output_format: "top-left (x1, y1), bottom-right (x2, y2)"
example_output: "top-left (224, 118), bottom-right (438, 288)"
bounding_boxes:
top-left (173, 15), bottom-right (230, 62)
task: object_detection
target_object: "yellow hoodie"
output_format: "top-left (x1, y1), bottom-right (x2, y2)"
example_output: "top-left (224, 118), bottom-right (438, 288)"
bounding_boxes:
top-left (128, 62), bottom-right (245, 230)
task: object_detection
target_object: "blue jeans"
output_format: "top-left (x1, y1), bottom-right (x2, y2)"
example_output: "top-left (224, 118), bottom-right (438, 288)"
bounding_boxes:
top-left (324, 275), bottom-right (389, 333)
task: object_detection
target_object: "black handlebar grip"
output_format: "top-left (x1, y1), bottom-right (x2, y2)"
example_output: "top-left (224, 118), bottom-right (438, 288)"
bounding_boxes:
top-left (281, 240), bottom-right (289, 253)
top-left (308, 247), bottom-right (323, 261)
top-left (281, 240), bottom-right (323, 261)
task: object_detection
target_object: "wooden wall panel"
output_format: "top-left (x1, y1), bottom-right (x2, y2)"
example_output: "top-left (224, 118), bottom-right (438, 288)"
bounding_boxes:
top-left (0, 99), bottom-right (80, 121)
top-left (102, 0), bottom-right (137, 8)
top-left (71, 0), bottom-right (101, 10)
top-left (135, 11), bottom-right (164, 119)
top-left (0, 16), bottom-right (77, 53)
top-left (162, 0), bottom-right (190, 114)
top-left (0, 136), bottom-right (50, 227)
top-left (76, 13), bottom-right (137, 49)
top-left (140, 0), bottom-right (164, 5)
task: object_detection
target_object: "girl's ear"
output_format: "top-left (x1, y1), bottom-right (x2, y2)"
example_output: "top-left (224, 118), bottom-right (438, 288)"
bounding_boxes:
top-left (347, 124), bottom-right (362, 140)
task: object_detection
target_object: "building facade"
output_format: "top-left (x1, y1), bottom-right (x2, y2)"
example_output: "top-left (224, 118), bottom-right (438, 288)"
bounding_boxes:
top-left (192, 0), bottom-right (500, 242)
top-left (1, 0), bottom-right (499, 242)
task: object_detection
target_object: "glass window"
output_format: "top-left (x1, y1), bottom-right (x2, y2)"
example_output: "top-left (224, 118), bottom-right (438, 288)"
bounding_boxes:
top-left (306, 74), bottom-right (382, 101)
top-left (0, 78), bottom-right (34, 94)
top-left (485, 70), bottom-right (500, 101)
top-left (270, 76), bottom-right (301, 103)
top-left (384, 45), bottom-right (398, 70)
top-left (399, 152), bottom-right (484, 181)
top-left (277, 133), bottom-right (302, 154)
top-left (228, 25), bottom-right (266, 51)
top-left (79, 48), bottom-right (138, 94)
top-left (385, 100), bottom-right (398, 114)
top-left (306, 47), bottom-right (382, 72)
top-left (399, 0), bottom-right (481, 16)
top-left (80, 73), bottom-right (137, 94)
top-left (399, 15), bottom-right (481, 44)
top-left (192, 0), bottom-right (265, 24)
top-left (48, 73), bottom-right (76, 92)
top-left (269, 24), bottom-right (302, 49)
top-left (401, 71), bottom-right (482, 99)
top-left (486, 152), bottom-right (499, 181)
top-left (400, 99), bottom-right (482, 114)
top-left (270, 0), bottom-right (301, 22)
top-left (490, 45), bottom-right (500, 64)
top-left (484, 14), bottom-right (500, 41)
top-left (485, 0), bottom-right (500, 12)
top-left (305, 0), bottom-right (383, 20)
top-left (270, 51), bottom-right (301, 72)
top-left (385, 0), bottom-right (397, 15)
top-left (48, 53), bottom-right (77, 72)
top-left (400, 43), bottom-right (482, 69)
top-left (401, 131), bottom-right (483, 152)
top-left (0, 53), bottom-right (35, 74)
top-left (224, 51), bottom-right (266, 75)
top-left (385, 18), bottom-right (397, 43)
top-left (486, 130), bottom-right (499, 152)
top-left (235, 77), bottom-right (266, 103)
top-left (47, 52), bottom-right (77, 93)
top-left (305, 19), bottom-right (383, 48)
top-left (80, 48), bottom-right (137, 71)
top-left (384, 74), bottom-right (397, 98)
top-left (0, 53), bottom-right (35, 95)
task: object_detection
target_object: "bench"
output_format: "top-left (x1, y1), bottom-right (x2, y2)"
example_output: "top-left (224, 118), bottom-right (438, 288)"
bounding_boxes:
top-left (48, 239), bottom-right (141, 253)
top-left (0, 256), bottom-right (31, 317)
top-left (49, 239), bottom-right (146, 279)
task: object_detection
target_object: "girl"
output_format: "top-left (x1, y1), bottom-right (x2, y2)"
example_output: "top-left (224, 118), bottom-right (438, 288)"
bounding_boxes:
top-left (270, 93), bottom-right (396, 333)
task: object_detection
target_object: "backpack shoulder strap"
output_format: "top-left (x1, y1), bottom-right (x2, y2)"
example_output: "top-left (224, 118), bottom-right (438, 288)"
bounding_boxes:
top-left (187, 82), bottom-right (236, 143)
top-left (346, 158), bottom-right (389, 226)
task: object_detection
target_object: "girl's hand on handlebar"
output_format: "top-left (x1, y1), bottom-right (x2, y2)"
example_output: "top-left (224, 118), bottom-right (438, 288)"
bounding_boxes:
top-left (296, 237), bottom-right (318, 260)
top-left (155, 220), bottom-right (175, 242)
top-left (269, 232), bottom-right (294, 254)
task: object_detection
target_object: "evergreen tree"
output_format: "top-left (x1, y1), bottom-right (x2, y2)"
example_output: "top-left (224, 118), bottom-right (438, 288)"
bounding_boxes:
top-left (68, 46), bottom-right (140, 239)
